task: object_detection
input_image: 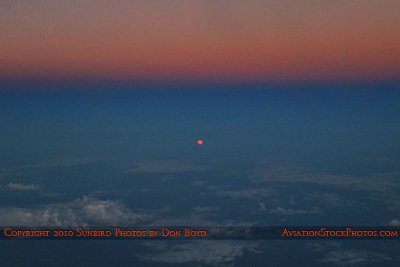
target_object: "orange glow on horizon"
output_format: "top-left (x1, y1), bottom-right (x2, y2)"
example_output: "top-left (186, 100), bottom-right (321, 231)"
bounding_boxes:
top-left (1, 1), bottom-right (399, 83)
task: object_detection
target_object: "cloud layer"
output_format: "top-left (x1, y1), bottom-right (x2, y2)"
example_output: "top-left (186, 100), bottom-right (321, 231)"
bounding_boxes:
top-left (0, 196), bottom-right (150, 226)
top-left (139, 241), bottom-right (260, 266)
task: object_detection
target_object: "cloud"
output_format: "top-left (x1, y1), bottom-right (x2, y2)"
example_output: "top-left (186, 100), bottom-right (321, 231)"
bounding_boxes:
top-left (150, 213), bottom-right (216, 226)
top-left (319, 250), bottom-right (392, 266)
top-left (215, 188), bottom-right (273, 199)
top-left (250, 166), bottom-right (400, 214)
top-left (1, 158), bottom-right (104, 177)
top-left (251, 167), bottom-right (399, 193)
top-left (6, 183), bottom-right (39, 191)
top-left (127, 160), bottom-right (209, 173)
top-left (305, 193), bottom-right (357, 208)
top-left (192, 180), bottom-right (208, 186)
top-left (0, 196), bottom-right (151, 226)
top-left (258, 202), bottom-right (268, 212)
top-left (383, 196), bottom-right (400, 210)
top-left (389, 219), bottom-right (400, 227)
top-left (138, 241), bottom-right (260, 266)
top-left (193, 206), bottom-right (221, 214)
top-left (268, 206), bottom-right (321, 216)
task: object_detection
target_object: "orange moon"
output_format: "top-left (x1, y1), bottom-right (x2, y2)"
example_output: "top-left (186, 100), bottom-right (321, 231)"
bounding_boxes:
top-left (197, 139), bottom-right (204, 145)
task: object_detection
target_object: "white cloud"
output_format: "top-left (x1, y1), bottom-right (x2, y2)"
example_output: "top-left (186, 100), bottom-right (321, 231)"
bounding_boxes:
top-left (0, 196), bottom-right (151, 226)
top-left (6, 183), bottom-right (39, 191)
top-left (389, 219), bottom-right (400, 227)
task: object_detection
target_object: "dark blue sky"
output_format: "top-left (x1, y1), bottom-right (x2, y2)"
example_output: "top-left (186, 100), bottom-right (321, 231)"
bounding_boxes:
top-left (1, 82), bottom-right (399, 174)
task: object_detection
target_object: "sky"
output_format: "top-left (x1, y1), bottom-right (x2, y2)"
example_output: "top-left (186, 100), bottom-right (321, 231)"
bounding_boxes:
top-left (1, 2), bottom-right (400, 266)
top-left (1, 0), bottom-right (400, 83)
top-left (1, 87), bottom-right (399, 172)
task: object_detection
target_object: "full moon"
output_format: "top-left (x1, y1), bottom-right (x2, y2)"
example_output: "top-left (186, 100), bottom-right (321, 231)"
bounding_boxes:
top-left (197, 139), bottom-right (204, 145)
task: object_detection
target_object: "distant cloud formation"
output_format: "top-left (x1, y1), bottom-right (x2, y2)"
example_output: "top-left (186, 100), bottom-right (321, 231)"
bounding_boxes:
top-left (251, 167), bottom-right (399, 193)
top-left (268, 206), bottom-right (321, 216)
top-left (6, 183), bottom-right (39, 191)
top-left (127, 160), bottom-right (209, 173)
top-left (215, 187), bottom-right (273, 199)
top-left (319, 249), bottom-right (392, 266)
top-left (0, 196), bottom-right (151, 226)
top-left (306, 242), bottom-right (397, 266)
top-left (138, 241), bottom-right (260, 266)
